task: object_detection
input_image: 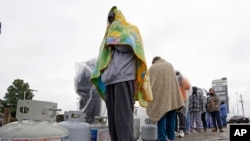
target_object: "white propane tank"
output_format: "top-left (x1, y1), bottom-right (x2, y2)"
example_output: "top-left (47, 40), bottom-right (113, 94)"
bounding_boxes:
top-left (0, 100), bottom-right (69, 141)
top-left (134, 107), bottom-right (140, 141)
top-left (59, 111), bottom-right (90, 141)
top-left (141, 118), bottom-right (157, 141)
top-left (89, 116), bottom-right (110, 141)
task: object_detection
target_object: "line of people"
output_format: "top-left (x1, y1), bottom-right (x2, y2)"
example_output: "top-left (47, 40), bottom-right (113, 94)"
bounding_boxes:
top-left (175, 83), bottom-right (228, 139)
top-left (147, 56), bottom-right (228, 141)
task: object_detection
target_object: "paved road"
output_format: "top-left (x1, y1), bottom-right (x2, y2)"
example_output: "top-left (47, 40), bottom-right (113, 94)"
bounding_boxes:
top-left (175, 127), bottom-right (229, 141)
top-left (138, 125), bottom-right (230, 141)
top-left (138, 123), bottom-right (250, 141)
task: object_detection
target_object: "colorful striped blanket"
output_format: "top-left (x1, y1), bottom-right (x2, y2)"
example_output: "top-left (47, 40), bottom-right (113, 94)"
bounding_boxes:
top-left (90, 6), bottom-right (153, 107)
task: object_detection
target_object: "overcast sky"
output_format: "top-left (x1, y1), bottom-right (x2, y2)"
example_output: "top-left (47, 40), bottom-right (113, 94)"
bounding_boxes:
top-left (1, 0), bottom-right (250, 117)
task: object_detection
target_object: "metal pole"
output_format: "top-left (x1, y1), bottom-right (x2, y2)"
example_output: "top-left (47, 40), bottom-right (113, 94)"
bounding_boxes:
top-left (77, 97), bottom-right (80, 110)
top-left (239, 94), bottom-right (245, 117)
top-left (236, 92), bottom-right (239, 115)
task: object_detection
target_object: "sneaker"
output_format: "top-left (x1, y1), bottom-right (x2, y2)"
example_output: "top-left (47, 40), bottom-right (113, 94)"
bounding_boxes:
top-left (190, 129), bottom-right (196, 133)
top-left (190, 128), bottom-right (194, 132)
top-left (219, 128), bottom-right (224, 132)
top-left (175, 131), bottom-right (179, 137)
top-left (184, 131), bottom-right (190, 135)
top-left (178, 130), bottom-right (185, 138)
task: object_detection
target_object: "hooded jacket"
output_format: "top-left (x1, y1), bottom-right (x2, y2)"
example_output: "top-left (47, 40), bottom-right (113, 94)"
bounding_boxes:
top-left (176, 74), bottom-right (190, 102)
top-left (188, 87), bottom-right (204, 112)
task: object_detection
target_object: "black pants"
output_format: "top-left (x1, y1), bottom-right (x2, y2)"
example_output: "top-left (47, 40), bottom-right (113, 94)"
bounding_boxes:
top-left (106, 81), bottom-right (134, 141)
top-left (201, 112), bottom-right (207, 130)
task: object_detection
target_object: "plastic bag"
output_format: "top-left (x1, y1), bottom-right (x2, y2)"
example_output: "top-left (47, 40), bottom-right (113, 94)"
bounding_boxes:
top-left (74, 58), bottom-right (102, 124)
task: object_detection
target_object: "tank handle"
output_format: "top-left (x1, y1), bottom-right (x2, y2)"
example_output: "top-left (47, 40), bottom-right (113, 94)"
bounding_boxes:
top-left (94, 116), bottom-right (108, 125)
top-left (64, 111), bottom-right (86, 122)
top-left (134, 106), bottom-right (139, 116)
top-left (16, 100), bottom-right (61, 122)
top-left (144, 118), bottom-right (153, 124)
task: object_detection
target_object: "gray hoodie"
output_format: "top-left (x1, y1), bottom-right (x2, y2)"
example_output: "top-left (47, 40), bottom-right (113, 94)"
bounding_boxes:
top-left (101, 45), bottom-right (136, 86)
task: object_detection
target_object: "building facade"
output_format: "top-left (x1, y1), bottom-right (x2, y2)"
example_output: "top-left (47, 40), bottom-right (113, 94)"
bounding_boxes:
top-left (212, 77), bottom-right (229, 113)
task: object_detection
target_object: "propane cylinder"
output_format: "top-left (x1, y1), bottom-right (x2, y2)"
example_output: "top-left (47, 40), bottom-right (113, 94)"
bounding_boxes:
top-left (141, 118), bottom-right (157, 141)
top-left (0, 100), bottom-right (69, 141)
top-left (89, 116), bottom-right (110, 141)
top-left (59, 111), bottom-right (90, 141)
top-left (134, 107), bottom-right (140, 141)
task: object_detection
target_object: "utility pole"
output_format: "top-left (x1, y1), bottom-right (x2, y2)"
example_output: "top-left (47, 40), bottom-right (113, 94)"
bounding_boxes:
top-left (236, 92), bottom-right (239, 115)
top-left (239, 94), bottom-right (245, 117)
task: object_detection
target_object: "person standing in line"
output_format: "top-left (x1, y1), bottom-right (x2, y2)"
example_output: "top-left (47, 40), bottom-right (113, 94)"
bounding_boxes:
top-left (220, 101), bottom-right (228, 128)
top-left (146, 56), bottom-right (184, 141)
top-left (188, 86), bottom-right (204, 132)
top-left (185, 89), bottom-right (192, 135)
top-left (205, 92), bottom-right (214, 129)
top-left (185, 111), bottom-right (191, 134)
top-left (200, 88), bottom-right (208, 131)
top-left (175, 71), bottom-right (191, 137)
top-left (207, 87), bottom-right (223, 132)
top-left (90, 6), bottom-right (153, 141)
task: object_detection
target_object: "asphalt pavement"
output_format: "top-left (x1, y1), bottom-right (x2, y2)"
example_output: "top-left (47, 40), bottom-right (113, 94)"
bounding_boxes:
top-left (175, 127), bottom-right (229, 141)
top-left (137, 125), bottom-right (230, 141)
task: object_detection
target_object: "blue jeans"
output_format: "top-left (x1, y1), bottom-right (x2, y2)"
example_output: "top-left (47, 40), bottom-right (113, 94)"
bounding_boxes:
top-left (210, 111), bottom-right (222, 129)
top-left (157, 110), bottom-right (176, 141)
top-left (206, 112), bottom-right (214, 128)
top-left (220, 115), bottom-right (227, 126)
top-left (186, 112), bottom-right (190, 131)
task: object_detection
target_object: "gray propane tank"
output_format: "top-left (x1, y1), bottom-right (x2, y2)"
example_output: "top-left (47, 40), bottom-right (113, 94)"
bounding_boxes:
top-left (89, 116), bottom-right (110, 141)
top-left (59, 111), bottom-right (90, 141)
top-left (134, 107), bottom-right (140, 141)
top-left (141, 118), bottom-right (157, 141)
top-left (0, 100), bottom-right (69, 141)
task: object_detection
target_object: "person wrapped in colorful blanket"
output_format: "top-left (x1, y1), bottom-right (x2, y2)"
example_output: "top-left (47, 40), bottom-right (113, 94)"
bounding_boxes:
top-left (90, 6), bottom-right (153, 141)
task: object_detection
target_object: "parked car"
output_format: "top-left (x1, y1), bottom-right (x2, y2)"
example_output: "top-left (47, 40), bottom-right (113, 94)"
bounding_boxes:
top-left (228, 115), bottom-right (249, 123)
top-left (226, 113), bottom-right (236, 123)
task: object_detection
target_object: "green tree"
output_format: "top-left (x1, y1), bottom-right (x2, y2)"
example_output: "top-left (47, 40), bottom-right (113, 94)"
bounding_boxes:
top-left (1, 79), bottom-right (35, 118)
